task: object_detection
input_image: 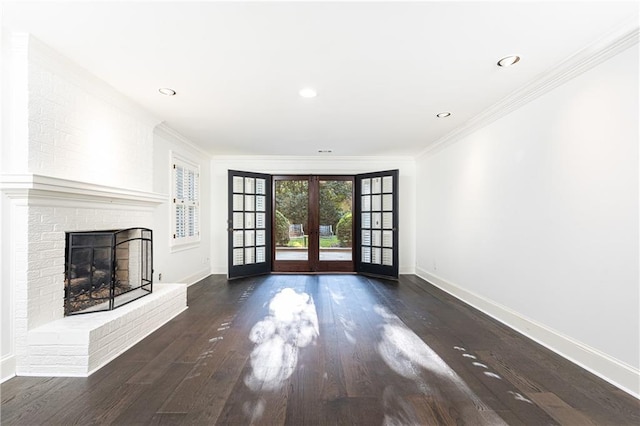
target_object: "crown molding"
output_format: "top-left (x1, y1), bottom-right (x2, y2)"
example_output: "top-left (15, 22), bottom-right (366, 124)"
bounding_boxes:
top-left (418, 18), bottom-right (640, 159)
top-left (211, 155), bottom-right (415, 163)
top-left (0, 174), bottom-right (167, 206)
top-left (155, 122), bottom-right (213, 158)
top-left (210, 155), bottom-right (416, 175)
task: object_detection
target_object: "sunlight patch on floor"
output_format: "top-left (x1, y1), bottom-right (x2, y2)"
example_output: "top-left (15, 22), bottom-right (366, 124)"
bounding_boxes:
top-left (374, 305), bottom-right (507, 425)
top-left (243, 287), bottom-right (319, 422)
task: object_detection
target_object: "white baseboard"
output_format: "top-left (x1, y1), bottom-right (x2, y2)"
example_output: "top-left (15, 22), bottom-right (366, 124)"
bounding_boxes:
top-left (210, 266), bottom-right (415, 276)
top-left (415, 267), bottom-right (640, 399)
top-left (180, 267), bottom-right (211, 287)
top-left (399, 265), bottom-right (415, 275)
top-left (1, 355), bottom-right (16, 383)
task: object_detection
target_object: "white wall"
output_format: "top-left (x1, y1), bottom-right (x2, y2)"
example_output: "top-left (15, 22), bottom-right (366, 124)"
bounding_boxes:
top-left (415, 45), bottom-right (639, 395)
top-left (152, 125), bottom-right (212, 285)
top-left (210, 156), bottom-right (416, 275)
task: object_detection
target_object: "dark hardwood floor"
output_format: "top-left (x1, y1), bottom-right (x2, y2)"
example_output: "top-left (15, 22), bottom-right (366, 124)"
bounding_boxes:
top-left (2, 274), bottom-right (638, 425)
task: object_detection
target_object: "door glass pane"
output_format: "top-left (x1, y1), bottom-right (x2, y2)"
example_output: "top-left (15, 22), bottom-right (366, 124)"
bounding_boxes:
top-left (233, 212), bottom-right (244, 229)
top-left (372, 247), bottom-right (381, 264)
top-left (382, 213), bottom-right (393, 229)
top-left (245, 195), bottom-right (255, 211)
top-left (383, 248), bottom-right (393, 266)
top-left (256, 246), bottom-right (266, 263)
top-left (362, 195), bottom-right (371, 212)
top-left (245, 230), bottom-right (255, 246)
top-left (362, 178), bottom-right (371, 195)
top-left (233, 248), bottom-right (244, 266)
top-left (233, 176), bottom-right (244, 193)
top-left (382, 176), bottom-right (393, 193)
top-left (362, 213), bottom-right (371, 228)
top-left (319, 179), bottom-right (352, 261)
top-left (245, 177), bottom-right (255, 194)
top-left (256, 213), bottom-right (265, 229)
top-left (372, 230), bottom-right (381, 246)
top-left (382, 194), bottom-right (393, 211)
top-left (233, 231), bottom-right (244, 247)
top-left (372, 177), bottom-right (382, 194)
top-left (256, 195), bottom-right (265, 211)
top-left (233, 194), bottom-right (244, 210)
top-left (383, 230), bottom-right (393, 248)
top-left (362, 246), bottom-right (371, 263)
top-left (244, 213), bottom-right (255, 229)
top-left (372, 213), bottom-right (382, 228)
top-left (245, 247), bottom-right (255, 264)
top-left (256, 178), bottom-right (266, 195)
top-left (362, 230), bottom-right (371, 246)
top-left (372, 194), bottom-right (381, 211)
top-left (275, 179), bottom-right (309, 261)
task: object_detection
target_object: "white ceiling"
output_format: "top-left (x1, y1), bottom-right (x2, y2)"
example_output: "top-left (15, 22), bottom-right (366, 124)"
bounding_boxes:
top-left (2, 1), bottom-right (638, 157)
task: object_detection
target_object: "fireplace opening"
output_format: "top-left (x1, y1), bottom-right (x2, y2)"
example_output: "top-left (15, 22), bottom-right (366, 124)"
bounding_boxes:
top-left (65, 228), bottom-right (153, 315)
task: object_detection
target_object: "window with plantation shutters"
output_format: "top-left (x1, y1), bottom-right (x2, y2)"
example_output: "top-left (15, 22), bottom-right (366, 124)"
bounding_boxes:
top-left (172, 154), bottom-right (200, 246)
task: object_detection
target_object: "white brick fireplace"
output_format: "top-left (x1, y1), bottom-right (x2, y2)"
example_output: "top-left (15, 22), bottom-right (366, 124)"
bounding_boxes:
top-left (1, 34), bottom-right (188, 378)
top-left (2, 175), bottom-right (187, 376)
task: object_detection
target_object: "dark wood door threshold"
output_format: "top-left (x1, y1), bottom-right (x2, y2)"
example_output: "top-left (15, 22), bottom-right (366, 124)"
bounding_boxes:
top-left (270, 271), bottom-right (358, 276)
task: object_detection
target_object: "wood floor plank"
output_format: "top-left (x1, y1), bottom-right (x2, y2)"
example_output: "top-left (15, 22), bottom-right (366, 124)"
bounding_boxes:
top-left (285, 343), bottom-right (324, 424)
top-left (147, 412), bottom-right (188, 425)
top-left (527, 391), bottom-right (599, 426)
top-left (0, 378), bottom-right (83, 425)
top-left (110, 362), bottom-right (194, 425)
top-left (50, 362), bottom-right (149, 425)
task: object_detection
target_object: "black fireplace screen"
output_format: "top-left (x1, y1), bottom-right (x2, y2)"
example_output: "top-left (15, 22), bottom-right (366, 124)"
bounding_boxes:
top-left (65, 228), bottom-right (153, 315)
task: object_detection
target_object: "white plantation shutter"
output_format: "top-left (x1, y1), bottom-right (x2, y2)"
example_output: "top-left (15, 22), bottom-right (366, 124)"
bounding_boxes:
top-left (176, 205), bottom-right (186, 238)
top-left (188, 205), bottom-right (198, 237)
top-left (172, 154), bottom-right (200, 245)
top-left (175, 166), bottom-right (184, 200)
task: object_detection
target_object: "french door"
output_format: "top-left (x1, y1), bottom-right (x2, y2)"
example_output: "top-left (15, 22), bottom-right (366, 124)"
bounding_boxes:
top-left (227, 169), bottom-right (398, 279)
top-left (272, 175), bottom-right (354, 273)
top-left (355, 170), bottom-right (399, 279)
top-left (227, 170), bottom-right (272, 279)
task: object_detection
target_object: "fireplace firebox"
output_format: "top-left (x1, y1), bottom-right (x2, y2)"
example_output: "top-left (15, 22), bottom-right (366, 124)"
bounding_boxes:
top-left (65, 228), bottom-right (153, 315)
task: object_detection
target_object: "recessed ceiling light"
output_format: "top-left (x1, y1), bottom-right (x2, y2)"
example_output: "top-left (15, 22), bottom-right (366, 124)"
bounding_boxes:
top-left (497, 55), bottom-right (521, 67)
top-left (159, 87), bottom-right (176, 96)
top-left (299, 87), bottom-right (317, 98)
top-left (436, 112), bottom-right (451, 118)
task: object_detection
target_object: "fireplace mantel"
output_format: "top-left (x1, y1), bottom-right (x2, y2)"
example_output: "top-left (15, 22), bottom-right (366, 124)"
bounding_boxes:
top-left (1, 174), bottom-right (167, 206)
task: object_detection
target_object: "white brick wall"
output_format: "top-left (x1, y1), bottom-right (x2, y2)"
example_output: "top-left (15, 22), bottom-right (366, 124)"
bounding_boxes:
top-left (27, 37), bottom-right (156, 192)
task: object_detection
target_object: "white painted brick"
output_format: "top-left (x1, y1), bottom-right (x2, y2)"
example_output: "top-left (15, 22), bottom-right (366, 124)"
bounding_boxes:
top-left (25, 284), bottom-right (186, 375)
top-left (28, 222), bottom-right (55, 233)
top-left (28, 241), bottom-right (56, 252)
top-left (37, 265), bottom-right (63, 277)
top-left (58, 346), bottom-right (88, 356)
top-left (27, 270), bottom-right (41, 281)
top-left (40, 231), bottom-right (63, 241)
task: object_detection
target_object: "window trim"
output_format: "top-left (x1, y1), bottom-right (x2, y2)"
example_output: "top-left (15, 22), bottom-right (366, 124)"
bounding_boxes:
top-left (170, 151), bottom-right (200, 249)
